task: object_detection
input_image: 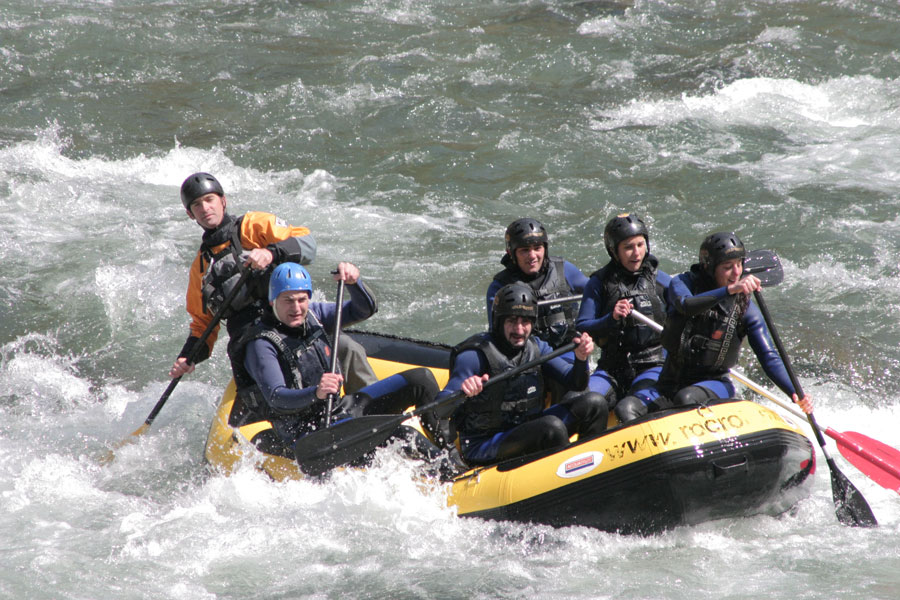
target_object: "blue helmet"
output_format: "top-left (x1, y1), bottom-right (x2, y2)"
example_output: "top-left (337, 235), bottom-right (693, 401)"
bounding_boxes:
top-left (268, 263), bottom-right (313, 303)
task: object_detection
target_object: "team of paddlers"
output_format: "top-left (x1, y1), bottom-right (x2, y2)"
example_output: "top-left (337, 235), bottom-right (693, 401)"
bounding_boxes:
top-left (170, 171), bottom-right (813, 473)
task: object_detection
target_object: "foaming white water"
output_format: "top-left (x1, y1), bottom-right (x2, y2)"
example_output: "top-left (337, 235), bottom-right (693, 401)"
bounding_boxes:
top-left (3, 0), bottom-right (900, 595)
top-left (593, 76), bottom-right (895, 131)
top-left (755, 26), bottom-right (802, 46)
top-left (591, 76), bottom-right (900, 193)
top-left (1, 357), bottom-right (898, 600)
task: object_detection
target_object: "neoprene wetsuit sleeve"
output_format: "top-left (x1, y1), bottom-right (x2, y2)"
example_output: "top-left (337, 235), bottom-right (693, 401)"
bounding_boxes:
top-left (307, 278), bottom-right (377, 338)
top-left (540, 338), bottom-right (588, 391)
top-left (244, 338), bottom-right (320, 416)
top-left (485, 279), bottom-right (502, 331)
top-left (575, 274), bottom-right (618, 338)
top-left (668, 273), bottom-right (730, 317)
top-left (267, 234), bottom-right (317, 266)
top-left (435, 349), bottom-right (487, 419)
top-left (178, 335), bottom-right (211, 364)
top-left (677, 293), bottom-right (724, 314)
top-left (563, 260), bottom-right (589, 293)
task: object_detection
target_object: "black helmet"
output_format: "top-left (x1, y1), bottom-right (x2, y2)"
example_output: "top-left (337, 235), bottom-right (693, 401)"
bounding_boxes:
top-left (699, 232), bottom-right (746, 277)
top-left (180, 172), bottom-right (224, 210)
top-left (505, 218), bottom-right (548, 254)
top-left (604, 213), bottom-right (649, 259)
top-left (491, 283), bottom-right (538, 332)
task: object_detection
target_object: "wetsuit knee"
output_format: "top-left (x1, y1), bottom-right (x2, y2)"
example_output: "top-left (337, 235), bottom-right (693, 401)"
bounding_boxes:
top-left (672, 385), bottom-right (718, 407)
top-left (401, 367), bottom-right (440, 406)
top-left (629, 377), bottom-right (657, 394)
top-left (602, 387), bottom-right (617, 410)
top-left (565, 391), bottom-right (609, 439)
top-left (359, 368), bottom-right (439, 416)
top-left (537, 416), bottom-right (570, 449)
top-left (495, 415), bottom-right (570, 462)
top-left (615, 395), bottom-right (648, 424)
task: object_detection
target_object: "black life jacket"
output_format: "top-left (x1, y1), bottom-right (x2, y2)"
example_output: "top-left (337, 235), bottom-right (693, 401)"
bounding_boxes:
top-left (592, 256), bottom-right (667, 374)
top-left (232, 312), bottom-right (337, 430)
top-left (493, 256), bottom-right (577, 348)
top-left (450, 333), bottom-right (544, 437)
top-left (662, 268), bottom-right (748, 384)
top-left (198, 214), bottom-right (266, 326)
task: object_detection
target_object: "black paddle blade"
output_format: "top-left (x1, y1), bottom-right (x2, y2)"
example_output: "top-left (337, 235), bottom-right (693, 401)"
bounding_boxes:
top-left (294, 414), bottom-right (404, 477)
top-left (744, 249), bottom-right (784, 287)
top-left (828, 458), bottom-right (878, 527)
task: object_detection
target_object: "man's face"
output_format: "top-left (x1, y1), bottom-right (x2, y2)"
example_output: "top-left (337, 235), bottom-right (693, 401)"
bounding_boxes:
top-left (714, 258), bottom-right (744, 288)
top-left (273, 290), bottom-right (311, 328)
top-left (616, 235), bottom-right (647, 272)
top-left (512, 244), bottom-right (545, 275)
top-left (187, 193), bottom-right (226, 230)
top-left (503, 315), bottom-right (533, 348)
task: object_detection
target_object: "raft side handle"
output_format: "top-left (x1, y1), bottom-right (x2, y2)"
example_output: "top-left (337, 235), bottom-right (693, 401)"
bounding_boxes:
top-left (710, 455), bottom-right (749, 480)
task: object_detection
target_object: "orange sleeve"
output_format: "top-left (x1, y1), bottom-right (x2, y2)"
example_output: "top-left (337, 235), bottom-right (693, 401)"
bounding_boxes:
top-left (186, 251), bottom-right (219, 355)
top-left (182, 212), bottom-right (313, 357)
top-left (240, 212), bottom-right (311, 248)
top-left (239, 212), bottom-right (316, 264)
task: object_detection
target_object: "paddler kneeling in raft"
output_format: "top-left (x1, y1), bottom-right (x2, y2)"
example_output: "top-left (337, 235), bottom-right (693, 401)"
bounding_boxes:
top-left (230, 261), bottom-right (442, 465)
top-left (617, 232), bottom-right (814, 422)
top-left (436, 283), bottom-right (609, 466)
top-left (575, 212), bottom-right (672, 422)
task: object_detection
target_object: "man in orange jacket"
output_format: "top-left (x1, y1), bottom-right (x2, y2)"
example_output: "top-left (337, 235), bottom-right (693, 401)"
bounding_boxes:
top-left (168, 172), bottom-right (375, 391)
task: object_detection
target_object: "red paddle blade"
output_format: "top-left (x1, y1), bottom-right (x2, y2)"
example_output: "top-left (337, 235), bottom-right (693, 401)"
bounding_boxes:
top-left (828, 429), bottom-right (900, 493)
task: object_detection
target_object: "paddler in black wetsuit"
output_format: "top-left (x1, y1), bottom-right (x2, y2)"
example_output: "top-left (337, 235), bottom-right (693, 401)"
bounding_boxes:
top-left (486, 218), bottom-right (589, 349)
top-left (576, 213), bottom-right (672, 423)
top-left (438, 283), bottom-right (607, 466)
top-left (646, 232), bottom-right (814, 417)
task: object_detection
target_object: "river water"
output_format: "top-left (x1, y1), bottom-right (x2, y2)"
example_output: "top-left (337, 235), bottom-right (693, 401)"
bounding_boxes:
top-left (1, 1), bottom-right (899, 598)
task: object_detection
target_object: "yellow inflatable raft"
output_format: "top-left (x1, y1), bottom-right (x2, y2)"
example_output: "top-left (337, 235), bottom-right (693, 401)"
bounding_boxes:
top-left (204, 331), bottom-right (815, 533)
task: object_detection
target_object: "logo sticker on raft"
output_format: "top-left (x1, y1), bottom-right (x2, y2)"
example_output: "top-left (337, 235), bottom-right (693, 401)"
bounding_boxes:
top-left (556, 451), bottom-right (603, 479)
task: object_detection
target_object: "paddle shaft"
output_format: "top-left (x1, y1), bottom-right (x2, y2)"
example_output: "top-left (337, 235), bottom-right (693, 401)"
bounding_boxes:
top-left (144, 267), bottom-right (254, 427)
top-left (536, 294), bottom-right (582, 307)
top-left (324, 278), bottom-right (346, 427)
top-left (728, 369), bottom-right (900, 486)
top-left (293, 340), bottom-right (578, 473)
top-left (413, 340), bottom-right (578, 421)
top-left (753, 289), bottom-right (876, 526)
top-left (632, 305), bottom-right (899, 493)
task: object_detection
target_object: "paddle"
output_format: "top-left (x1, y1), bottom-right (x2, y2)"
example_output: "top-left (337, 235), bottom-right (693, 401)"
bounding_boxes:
top-left (728, 370), bottom-right (900, 493)
top-left (753, 289), bottom-right (877, 527)
top-left (536, 294), bottom-right (583, 307)
top-left (742, 248), bottom-right (784, 286)
top-left (324, 277), bottom-right (345, 427)
top-left (630, 306), bottom-right (899, 497)
top-left (627, 251), bottom-right (877, 526)
top-left (294, 340), bottom-right (578, 476)
top-left (102, 267), bottom-right (253, 462)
